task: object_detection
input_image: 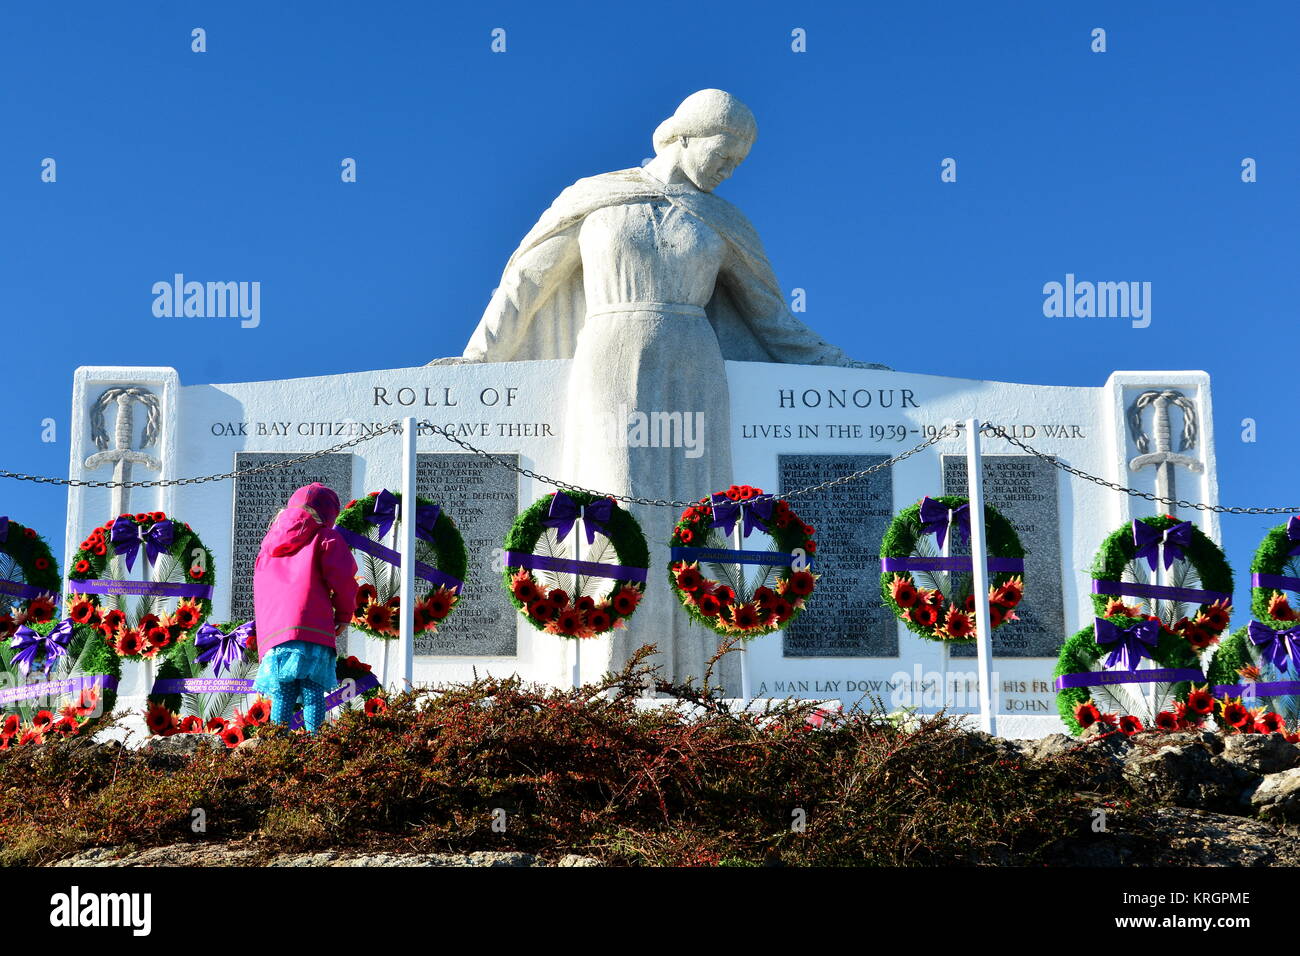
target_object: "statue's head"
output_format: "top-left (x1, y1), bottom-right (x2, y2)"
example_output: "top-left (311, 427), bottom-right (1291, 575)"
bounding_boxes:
top-left (651, 89), bottom-right (757, 192)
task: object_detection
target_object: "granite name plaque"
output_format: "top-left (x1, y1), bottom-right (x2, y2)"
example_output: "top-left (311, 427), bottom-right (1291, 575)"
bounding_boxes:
top-left (943, 454), bottom-right (1066, 659)
top-left (229, 452), bottom-right (354, 623)
top-left (778, 454), bottom-right (896, 657)
top-left (415, 453), bottom-right (519, 656)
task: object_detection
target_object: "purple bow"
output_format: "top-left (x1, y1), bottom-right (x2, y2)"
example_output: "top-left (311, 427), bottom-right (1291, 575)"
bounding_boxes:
top-left (1095, 616), bottom-right (1161, 671)
top-left (10, 619), bottom-right (73, 676)
top-left (369, 490), bottom-right (440, 543)
top-left (543, 492), bottom-right (613, 545)
top-left (110, 516), bottom-right (173, 573)
top-left (1248, 619), bottom-right (1300, 674)
top-left (195, 620), bottom-right (255, 678)
top-left (919, 497), bottom-right (970, 551)
top-left (1132, 519), bottom-right (1192, 572)
top-left (709, 492), bottom-right (774, 540)
top-left (1287, 517), bottom-right (1300, 557)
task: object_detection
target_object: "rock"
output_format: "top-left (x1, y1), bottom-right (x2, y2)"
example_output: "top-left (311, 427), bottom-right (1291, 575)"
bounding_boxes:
top-left (1221, 734), bottom-right (1300, 776)
top-left (1122, 737), bottom-right (1249, 813)
top-left (556, 854), bottom-right (602, 867)
top-left (1250, 767), bottom-right (1300, 822)
top-left (232, 737), bottom-right (264, 759)
top-left (1016, 733), bottom-right (1085, 761)
top-left (141, 733), bottom-right (220, 767)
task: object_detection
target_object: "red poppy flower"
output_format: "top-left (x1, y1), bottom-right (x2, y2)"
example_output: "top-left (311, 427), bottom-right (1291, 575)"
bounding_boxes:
top-left (753, 586), bottom-right (776, 607)
top-left (116, 629), bottom-right (145, 657)
top-left (587, 607), bottom-right (613, 632)
top-left (1258, 712), bottom-right (1285, 734)
top-left (805, 540), bottom-right (817, 554)
top-left (1200, 601), bottom-right (1232, 633)
top-left (187, 566), bottom-right (204, 580)
top-left (178, 715), bottom-right (204, 734)
top-left (1268, 592), bottom-right (1296, 622)
top-left (22, 527), bottom-right (35, 539)
top-left (1220, 700), bottom-right (1251, 729)
top-left (364, 697), bottom-right (388, 716)
top-left (145, 704), bottom-right (173, 735)
top-left (771, 598), bottom-right (793, 623)
top-left (220, 726), bottom-right (245, 748)
top-left (1186, 687), bottom-right (1215, 715)
top-left (172, 602), bottom-right (201, 631)
top-left (74, 687), bottom-right (99, 716)
top-left (93, 543), bottom-right (106, 556)
top-left (528, 600), bottom-right (558, 623)
top-left (731, 603), bottom-right (761, 630)
top-left (547, 589), bottom-right (570, 607)
top-left (989, 604), bottom-right (1006, 629)
top-left (676, 565), bottom-right (703, 592)
top-left (1183, 625), bottom-right (1217, 651)
top-left (963, 594), bottom-right (976, 613)
top-left (1073, 701), bottom-right (1101, 729)
top-left (101, 608), bottom-right (126, 631)
top-left (1, 714), bottom-right (19, 737)
top-left (51, 716), bottom-right (79, 737)
top-left (943, 607), bottom-right (976, 639)
top-left (695, 593), bottom-right (722, 617)
top-left (18, 729), bottom-right (44, 747)
top-left (354, 582), bottom-right (378, 608)
top-left (992, 576), bottom-right (1025, 608)
top-left (1154, 710), bottom-right (1179, 732)
top-left (30, 710), bottom-right (53, 732)
top-left (714, 586), bottom-right (735, 605)
top-left (549, 608), bottom-right (584, 636)
top-left (146, 626), bottom-right (173, 650)
top-left (363, 603), bottom-right (393, 632)
top-left (910, 604), bottom-right (940, 629)
top-left (67, 597), bottom-right (98, 625)
top-left (1119, 715), bottom-right (1143, 736)
top-left (245, 698), bottom-right (272, 725)
top-left (889, 576), bottom-right (919, 608)
top-left (611, 587), bottom-right (642, 616)
top-left (678, 528), bottom-right (695, 545)
top-left (1096, 712), bottom-right (1118, 728)
top-left (575, 595), bottom-right (595, 612)
top-left (725, 486), bottom-right (742, 502)
top-left (25, 595), bottom-right (56, 623)
top-left (33, 557), bottom-right (48, 571)
top-left (205, 716), bottom-right (228, 733)
top-left (425, 587), bottom-right (456, 620)
top-left (511, 573), bottom-right (540, 605)
top-left (785, 570), bottom-right (815, 598)
top-left (73, 559), bottom-right (91, 575)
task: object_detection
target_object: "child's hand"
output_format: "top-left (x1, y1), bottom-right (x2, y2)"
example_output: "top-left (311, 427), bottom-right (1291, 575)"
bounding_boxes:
top-left (335, 621), bottom-right (349, 637)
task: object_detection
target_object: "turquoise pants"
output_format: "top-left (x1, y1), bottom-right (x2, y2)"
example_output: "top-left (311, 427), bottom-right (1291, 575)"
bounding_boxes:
top-left (269, 678), bottom-right (327, 733)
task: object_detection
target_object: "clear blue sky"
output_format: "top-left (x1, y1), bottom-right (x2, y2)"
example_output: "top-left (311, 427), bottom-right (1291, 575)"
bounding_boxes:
top-left (1, 1), bottom-right (1296, 611)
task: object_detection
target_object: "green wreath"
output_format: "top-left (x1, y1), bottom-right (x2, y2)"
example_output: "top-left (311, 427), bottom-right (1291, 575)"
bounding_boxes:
top-left (0, 618), bottom-right (120, 745)
top-left (66, 511), bottom-right (215, 662)
top-left (0, 516), bottom-right (63, 639)
top-left (668, 484), bottom-right (816, 640)
top-left (503, 491), bottom-right (649, 639)
top-left (1204, 520), bottom-right (1300, 721)
top-left (146, 620), bottom-right (261, 734)
top-left (879, 496), bottom-right (1025, 643)
top-left (1089, 515), bottom-right (1233, 650)
top-left (1054, 617), bottom-right (1203, 735)
top-left (336, 490), bottom-right (468, 641)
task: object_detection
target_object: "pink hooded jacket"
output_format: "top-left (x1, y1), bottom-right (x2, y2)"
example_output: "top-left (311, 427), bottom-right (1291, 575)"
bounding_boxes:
top-left (253, 483), bottom-right (359, 657)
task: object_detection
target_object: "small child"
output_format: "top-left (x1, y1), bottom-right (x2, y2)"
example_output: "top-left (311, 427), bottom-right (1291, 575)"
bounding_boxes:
top-left (253, 482), bottom-right (359, 733)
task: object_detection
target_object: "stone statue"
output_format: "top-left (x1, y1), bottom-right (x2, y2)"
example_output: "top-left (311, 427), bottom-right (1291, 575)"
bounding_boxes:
top-left (446, 90), bottom-right (879, 690)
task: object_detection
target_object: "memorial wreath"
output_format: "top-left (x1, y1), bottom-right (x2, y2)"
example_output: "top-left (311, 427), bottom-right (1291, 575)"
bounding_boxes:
top-left (0, 617), bottom-right (120, 745)
top-left (336, 489), bottom-right (467, 641)
top-left (879, 496), bottom-right (1025, 643)
top-left (503, 490), bottom-right (649, 638)
top-left (668, 484), bottom-right (816, 639)
top-left (66, 511), bottom-right (216, 662)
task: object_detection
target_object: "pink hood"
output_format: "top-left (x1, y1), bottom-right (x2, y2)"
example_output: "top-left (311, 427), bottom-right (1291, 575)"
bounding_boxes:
top-left (253, 483), bottom-right (357, 657)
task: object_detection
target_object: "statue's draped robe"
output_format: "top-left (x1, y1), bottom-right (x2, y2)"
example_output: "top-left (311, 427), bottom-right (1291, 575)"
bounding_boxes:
top-left (461, 167), bottom-right (857, 691)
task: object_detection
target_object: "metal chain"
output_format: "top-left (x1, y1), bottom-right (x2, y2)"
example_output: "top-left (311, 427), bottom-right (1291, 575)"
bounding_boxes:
top-left (1, 414), bottom-right (1293, 516)
top-left (979, 423), bottom-right (1300, 516)
top-left (0, 423), bottom-right (401, 488)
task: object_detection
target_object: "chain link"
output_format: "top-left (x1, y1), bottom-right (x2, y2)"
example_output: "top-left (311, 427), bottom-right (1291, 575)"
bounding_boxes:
top-left (0, 423), bottom-right (400, 488)
top-left (979, 423), bottom-right (1300, 516)
top-left (1, 414), bottom-right (1291, 516)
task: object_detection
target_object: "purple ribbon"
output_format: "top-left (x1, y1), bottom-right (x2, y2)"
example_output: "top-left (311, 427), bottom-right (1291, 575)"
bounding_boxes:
top-left (1253, 572), bottom-right (1300, 593)
top-left (337, 528), bottom-right (463, 592)
top-left (1132, 519), bottom-right (1192, 572)
top-left (369, 490), bottom-right (441, 543)
top-left (1055, 668), bottom-right (1204, 691)
top-left (881, 556), bottom-right (1025, 574)
top-left (77, 579), bottom-right (214, 600)
top-left (919, 497), bottom-right (970, 551)
top-left (1091, 579), bottom-right (1230, 605)
top-left (9, 619), bottom-right (73, 676)
top-left (0, 673), bottom-right (118, 706)
top-left (0, 580), bottom-right (57, 602)
top-left (1095, 616), bottom-right (1160, 670)
top-left (110, 516), bottom-right (174, 573)
top-left (195, 621), bottom-right (255, 678)
top-left (1248, 619), bottom-right (1300, 674)
top-left (151, 677), bottom-right (256, 694)
top-left (1287, 517), bottom-right (1300, 557)
top-left (1214, 681), bottom-right (1300, 698)
top-left (504, 550), bottom-right (648, 583)
top-left (673, 546), bottom-right (810, 569)
top-left (709, 493), bottom-right (774, 540)
top-left (543, 492), bottom-right (613, 545)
